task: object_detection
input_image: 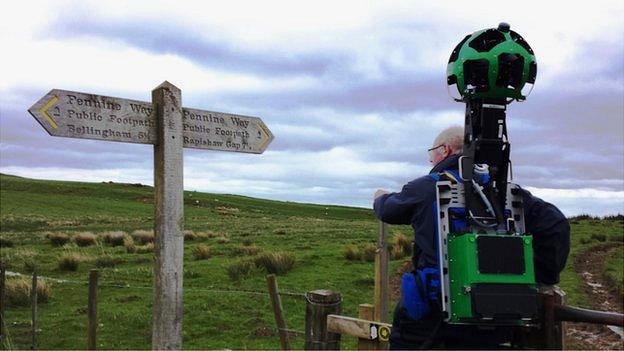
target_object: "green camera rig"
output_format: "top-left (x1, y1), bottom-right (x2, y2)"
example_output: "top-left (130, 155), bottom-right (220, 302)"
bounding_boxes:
top-left (438, 23), bottom-right (539, 325)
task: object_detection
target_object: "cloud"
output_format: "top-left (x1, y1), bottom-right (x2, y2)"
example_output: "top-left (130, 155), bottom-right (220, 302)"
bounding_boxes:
top-left (48, 18), bottom-right (342, 78)
top-left (1, 0), bottom-right (623, 216)
top-left (525, 187), bottom-right (624, 216)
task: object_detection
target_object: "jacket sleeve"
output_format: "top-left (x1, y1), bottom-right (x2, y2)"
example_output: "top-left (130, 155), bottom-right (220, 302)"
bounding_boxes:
top-left (521, 188), bottom-right (570, 284)
top-left (374, 177), bottom-right (432, 225)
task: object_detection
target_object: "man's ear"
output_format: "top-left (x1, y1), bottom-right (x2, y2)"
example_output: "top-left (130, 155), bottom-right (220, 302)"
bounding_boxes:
top-left (443, 144), bottom-right (451, 158)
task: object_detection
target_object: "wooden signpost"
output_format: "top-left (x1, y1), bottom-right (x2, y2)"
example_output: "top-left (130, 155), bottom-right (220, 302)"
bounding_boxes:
top-left (28, 87), bottom-right (273, 154)
top-left (28, 82), bottom-right (273, 350)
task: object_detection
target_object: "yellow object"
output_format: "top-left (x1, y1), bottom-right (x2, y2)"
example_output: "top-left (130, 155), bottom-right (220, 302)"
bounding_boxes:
top-left (39, 95), bottom-right (59, 129)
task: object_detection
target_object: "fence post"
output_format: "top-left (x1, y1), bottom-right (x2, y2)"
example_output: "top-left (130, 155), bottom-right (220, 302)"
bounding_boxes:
top-left (375, 222), bottom-right (389, 324)
top-left (266, 274), bottom-right (290, 350)
top-left (0, 263), bottom-right (5, 342)
top-left (534, 285), bottom-right (565, 350)
top-left (30, 272), bottom-right (37, 350)
top-left (88, 269), bottom-right (99, 350)
top-left (357, 304), bottom-right (378, 350)
top-left (305, 290), bottom-right (341, 350)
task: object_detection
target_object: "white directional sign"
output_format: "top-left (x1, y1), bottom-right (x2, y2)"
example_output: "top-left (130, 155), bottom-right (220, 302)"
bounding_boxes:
top-left (28, 89), bottom-right (274, 154)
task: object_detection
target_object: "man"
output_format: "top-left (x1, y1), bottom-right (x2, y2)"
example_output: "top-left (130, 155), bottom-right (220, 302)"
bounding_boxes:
top-left (374, 126), bottom-right (570, 349)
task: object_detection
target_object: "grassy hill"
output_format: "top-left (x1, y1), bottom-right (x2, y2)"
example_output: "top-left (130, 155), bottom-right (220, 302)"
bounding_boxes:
top-left (0, 173), bottom-right (622, 349)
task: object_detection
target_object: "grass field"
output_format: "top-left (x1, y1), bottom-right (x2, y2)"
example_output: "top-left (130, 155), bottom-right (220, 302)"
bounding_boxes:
top-left (0, 173), bottom-right (622, 349)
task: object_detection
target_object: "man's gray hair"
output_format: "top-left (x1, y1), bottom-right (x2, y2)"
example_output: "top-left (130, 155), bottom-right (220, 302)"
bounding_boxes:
top-left (433, 125), bottom-right (464, 154)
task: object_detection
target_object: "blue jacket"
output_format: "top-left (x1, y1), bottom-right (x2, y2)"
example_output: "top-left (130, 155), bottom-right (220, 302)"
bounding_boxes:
top-left (373, 154), bottom-right (570, 284)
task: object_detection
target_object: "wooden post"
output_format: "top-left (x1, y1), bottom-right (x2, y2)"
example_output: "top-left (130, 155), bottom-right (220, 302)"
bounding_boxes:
top-left (540, 286), bottom-right (565, 350)
top-left (30, 272), bottom-right (37, 350)
top-left (305, 290), bottom-right (341, 350)
top-left (266, 274), bottom-right (290, 350)
top-left (0, 263), bottom-right (5, 342)
top-left (87, 269), bottom-right (99, 350)
top-left (151, 81), bottom-right (185, 350)
top-left (358, 304), bottom-right (377, 350)
top-left (374, 222), bottom-right (389, 323)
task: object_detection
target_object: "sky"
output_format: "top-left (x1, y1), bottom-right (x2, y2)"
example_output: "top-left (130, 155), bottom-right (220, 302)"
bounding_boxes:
top-left (1, 0), bottom-right (623, 216)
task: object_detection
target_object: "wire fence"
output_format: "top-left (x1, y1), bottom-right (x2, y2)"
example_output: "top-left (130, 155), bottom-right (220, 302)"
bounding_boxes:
top-left (4, 270), bottom-right (306, 298)
top-left (1, 269), bottom-right (309, 349)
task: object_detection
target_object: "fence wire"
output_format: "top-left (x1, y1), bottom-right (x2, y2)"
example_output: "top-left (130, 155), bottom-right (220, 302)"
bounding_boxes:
top-left (4, 270), bottom-right (306, 298)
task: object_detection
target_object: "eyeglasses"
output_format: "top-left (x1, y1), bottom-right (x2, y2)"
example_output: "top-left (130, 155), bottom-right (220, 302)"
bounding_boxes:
top-left (427, 144), bottom-right (445, 152)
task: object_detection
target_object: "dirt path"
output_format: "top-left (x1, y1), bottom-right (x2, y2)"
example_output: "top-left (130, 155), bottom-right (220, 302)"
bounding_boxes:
top-left (566, 242), bottom-right (624, 350)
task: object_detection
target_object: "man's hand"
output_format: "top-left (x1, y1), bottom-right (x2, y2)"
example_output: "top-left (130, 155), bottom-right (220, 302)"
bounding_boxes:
top-left (374, 189), bottom-right (389, 200)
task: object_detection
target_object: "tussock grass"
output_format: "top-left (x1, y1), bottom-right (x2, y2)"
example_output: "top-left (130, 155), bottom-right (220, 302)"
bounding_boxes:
top-left (6, 276), bottom-right (52, 307)
top-left (343, 245), bottom-right (362, 261)
top-left (74, 232), bottom-right (97, 247)
top-left (135, 243), bottom-right (154, 254)
top-left (231, 245), bottom-right (262, 256)
top-left (226, 260), bottom-right (256, 280)
top-left (0, 236), bottom-right (14, 247)
top-left (197, 230), bottom-right (218, 239)
top-left (95, 255), bottom-right (124, 268)
top-left (48, 233), bottom-right (70, 247)
top-left (609, 233), bottom-right (623, 242)
top-left (343, 243), bottom-right (379, 262)
top-left (216, 236), bottom-right (230, 244)
top-left (361, 244), bottom-right (377, 262)
top-left (101, 231), bottom-right (128, 246)
top-left (131, 230), bottom-right (154, 244)
top-left (391, 233), bottom-right (412, 260)
top-left (192, 244), bottom-right (211, 260)
top-left (124, 235), bottom-right (136, 253)
top-left (184, 230), bottom-right (198, 241)
top-left (605, 248), bottom-right (623, 298)
top-left (590, 233), bottom-right (607, 242)
top-left (253, 252), bottom-right (296, 275)
top-left (10, 249), bottom-right (38, 272)
top-left (216, 206), bottom-right (240, 216)
top-left (58, 252), bottom-right (85, 271)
